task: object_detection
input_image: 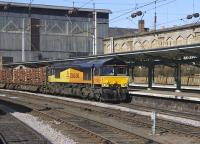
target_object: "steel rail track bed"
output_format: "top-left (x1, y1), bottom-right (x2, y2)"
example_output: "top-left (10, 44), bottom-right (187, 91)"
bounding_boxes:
top-left (0, 92), bottom-right (161, 144)
top-left (0, 109), bottom-right (50, 144)
top-left (0, 90), bottom-right (200, 143)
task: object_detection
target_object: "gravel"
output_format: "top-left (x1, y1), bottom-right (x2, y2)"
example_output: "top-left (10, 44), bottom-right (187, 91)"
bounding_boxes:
top-left (12, 113), bottom-right (77, 144)
top-left (1, 89), bottom-right (200, 127)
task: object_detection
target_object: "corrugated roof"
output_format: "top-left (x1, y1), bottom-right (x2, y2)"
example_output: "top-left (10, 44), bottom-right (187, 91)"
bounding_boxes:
top-left (108, 27), bottom-right (138, 37)
top-left (0, 1), bottom-right (111, 13)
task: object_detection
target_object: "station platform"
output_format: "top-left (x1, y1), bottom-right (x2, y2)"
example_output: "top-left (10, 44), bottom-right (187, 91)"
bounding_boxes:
top-left (129, 89), bottom-right (200, 102)
top-left (129, 83), bottom-right (200, 90)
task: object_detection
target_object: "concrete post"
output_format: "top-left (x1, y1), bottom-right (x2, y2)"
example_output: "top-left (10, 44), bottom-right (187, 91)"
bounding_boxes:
top-left (151, 111), bottom-right (157, 135)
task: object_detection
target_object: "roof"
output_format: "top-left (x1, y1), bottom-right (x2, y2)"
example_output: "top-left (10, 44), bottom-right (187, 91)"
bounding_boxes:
top-left (0, 1), bottom-right (111, 13)
top-left (108, 27), bottom-right (138, 37)
top-left (52, 58), bottom-right (127, 69)
top-left (104, 23), bottom-right (200, 40)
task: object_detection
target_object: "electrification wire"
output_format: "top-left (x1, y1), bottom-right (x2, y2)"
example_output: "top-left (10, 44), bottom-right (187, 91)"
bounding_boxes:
top-left (110, 0), bottom-right (170, 22)
top-left (63, 0), bottom-right (145, 6)
top-left (144, 0), bottom-right (176, 14)
top-left (111, 0), bottom-right (176, 24)
top-left (79, 0), bottom-right (93, 8)
top-left (112, 8), bottom-right (134, 14)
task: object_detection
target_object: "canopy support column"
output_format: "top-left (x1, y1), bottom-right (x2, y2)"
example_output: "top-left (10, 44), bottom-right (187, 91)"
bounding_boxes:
top-left (175, 63), bottom-right (181, 92)
top-left (148, 64), bottom-right (154, 90)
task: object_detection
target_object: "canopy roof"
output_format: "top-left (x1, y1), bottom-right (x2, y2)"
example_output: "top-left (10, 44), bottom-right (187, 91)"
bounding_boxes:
top-left (52, 58), bottom-right (127, 69)
top-left (3, 43), bottom-right (200, 68)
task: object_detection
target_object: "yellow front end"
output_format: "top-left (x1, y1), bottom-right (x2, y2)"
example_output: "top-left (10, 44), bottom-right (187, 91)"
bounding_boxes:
top-left (101, 76), bottom-right (129, 88)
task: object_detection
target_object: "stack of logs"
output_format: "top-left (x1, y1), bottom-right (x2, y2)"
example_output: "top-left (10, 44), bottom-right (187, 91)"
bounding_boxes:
top-left (0, 68), bottom-right (13, 83)
top-left (0, 67), bottom-right (46, 86)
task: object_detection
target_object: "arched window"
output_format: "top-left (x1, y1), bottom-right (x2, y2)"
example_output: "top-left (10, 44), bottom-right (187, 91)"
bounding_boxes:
top-left (187, 34), bottom-right (194, 44)
top-left (134, 41), bottom-right (142, 50)
top-left (142, 40), bottom-right (149, 49)
top-left (176, 36), bottom-right (185, 45)
top-left (114, 43), bottom-right (121, 52)
top-left (122, 42), bottom-right (129, 51)
top-left (151, 39), bottom-right (158, 48)
top-left (166, 37), bottom-right (173, 46)
top-left (106, 44), bottom-right (111, 53)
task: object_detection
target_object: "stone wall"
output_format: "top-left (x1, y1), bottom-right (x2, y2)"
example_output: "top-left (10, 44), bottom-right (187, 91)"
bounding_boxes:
top-left (104, 24), bottom-right (200, 53)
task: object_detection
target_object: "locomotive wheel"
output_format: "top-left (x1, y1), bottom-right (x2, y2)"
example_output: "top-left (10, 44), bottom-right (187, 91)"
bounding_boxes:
top-left (81, 88), bottom-right (89, 99)
top-left (94, 92), bottom-right (101, 101)
top-left (88, 89), bottom-right (95, 100)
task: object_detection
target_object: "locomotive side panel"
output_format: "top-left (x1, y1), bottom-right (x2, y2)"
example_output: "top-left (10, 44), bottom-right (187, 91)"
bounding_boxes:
top-left (48, 68), bottom-right (85, 83)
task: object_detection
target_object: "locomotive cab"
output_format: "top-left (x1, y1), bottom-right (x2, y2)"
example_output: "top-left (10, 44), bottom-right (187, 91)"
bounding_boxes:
top-left (100, 65), bottom-right (128, 88)
top-left (94, 58), bottom-right (130, 102)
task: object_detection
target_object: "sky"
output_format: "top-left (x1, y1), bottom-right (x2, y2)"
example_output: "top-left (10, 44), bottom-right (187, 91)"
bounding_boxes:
top-left (2, 0), bottom-right (200, 30)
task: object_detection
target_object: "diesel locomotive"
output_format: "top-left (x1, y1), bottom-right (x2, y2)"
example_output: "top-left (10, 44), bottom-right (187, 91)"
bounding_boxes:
top-left (0, 58), bottom-right (131, 102)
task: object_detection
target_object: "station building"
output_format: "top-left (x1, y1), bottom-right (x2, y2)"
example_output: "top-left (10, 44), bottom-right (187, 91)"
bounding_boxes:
top-left (0, 1), bottom-right (110, 63)
top-left (104, 20), bottom-right (200, 53)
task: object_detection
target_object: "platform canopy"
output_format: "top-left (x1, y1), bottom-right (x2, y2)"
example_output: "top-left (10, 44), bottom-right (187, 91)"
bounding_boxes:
top-left (110, 43), bottom-right (200, 66)
top-left (3, 43), bottom-right (200, 68)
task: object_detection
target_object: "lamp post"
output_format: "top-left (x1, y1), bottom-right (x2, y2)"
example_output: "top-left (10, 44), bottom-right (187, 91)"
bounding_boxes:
top-left (93, 3), bottom-right (97, 55)
top-left (22, 18), bottom-right (25, 62)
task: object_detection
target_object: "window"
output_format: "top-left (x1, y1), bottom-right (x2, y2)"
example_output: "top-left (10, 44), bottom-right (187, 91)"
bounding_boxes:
top-left (83, 69), bottom-right (91, 80)
top-left (101, 66), bottom-right (127, 76)
top-left (31, 18), bottom-right (40, 51)
top-left (55, 69), bottom-right (60, 78)
top-left (115, 67), bottom-right (127, 75)
top-left (102, 66), bottom-right (114, 76)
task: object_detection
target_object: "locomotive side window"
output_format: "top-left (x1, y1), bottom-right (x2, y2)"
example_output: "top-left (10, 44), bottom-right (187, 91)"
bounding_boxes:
top-left (115, 67), bottom-right (127, 76)
top-left (94, 68), bottom-right (100, 76)
top-left (55, 69), bottom-right (60, 78)
top-left (101, 66), bottom-right (114, 76)
top-left (83, 68), bottom-right (91, 80)
top-left (101, 66), bottom-right (127, 76)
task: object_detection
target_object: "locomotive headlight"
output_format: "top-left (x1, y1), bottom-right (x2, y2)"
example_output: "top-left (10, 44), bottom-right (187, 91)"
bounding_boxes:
top-left (102, 83), bottom-right (109, 87)
top-left (102, 80), bottom-right (109, 87)
top-left (122, 83), bottom-right (128, 87)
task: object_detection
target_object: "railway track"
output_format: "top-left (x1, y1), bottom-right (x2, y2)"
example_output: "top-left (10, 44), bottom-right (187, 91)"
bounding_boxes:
top-left (0, 90), bottom-right (200, 143)
top-left (1, 90), bottom-right (200, 137)
top-left (0, 91), bottom-right (160, 144)
top-left (0, 107), bottom-right (50, 144)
